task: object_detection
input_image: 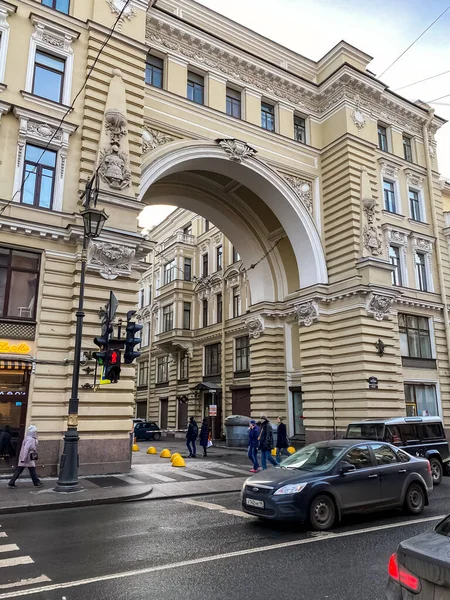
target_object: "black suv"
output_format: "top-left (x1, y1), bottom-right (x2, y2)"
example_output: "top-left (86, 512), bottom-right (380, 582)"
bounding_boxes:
top-left (345, 417), bottom-right (449, 485)
top-left (134, 421), bottom-right (162, 441)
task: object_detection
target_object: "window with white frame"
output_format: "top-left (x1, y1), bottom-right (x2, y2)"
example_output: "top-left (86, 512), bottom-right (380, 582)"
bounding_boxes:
top-left (138, 361), bottom-right (149, 387)
top-left (235, 335), bottom-right (250, 373)
top-left (389, 245), bottom-right (403, 287)
top-left (383, 179), bottom-right (397, 213)
top-left (179, 351), bottom-right (189, 380)
top-left (163, 259), bottom-right (175, 285)
top-left (0, 3), bottom-right (15, 85)
top-left (232, 288), bottom-right (240, 318)
top-left (415, 252), bottom-right (428, 291)
top-left (294, 115), bottom-right (306, 143)
top-left (32, 50), bottom-right (65, 103)
top-left (157, 356), bottom-right (169, 383)
top-left (399, 314), bottom-right (432, 359)
top-left (409, 188), bottom-right (422, 222)
top-left (42, 0), bottom-right (70, 14)
top-left (412, 236), bottom-right (434, 293)
top-left (162, 304), bottom-right (174, 332)
top-left (406, 176), bottom-right (426, 223)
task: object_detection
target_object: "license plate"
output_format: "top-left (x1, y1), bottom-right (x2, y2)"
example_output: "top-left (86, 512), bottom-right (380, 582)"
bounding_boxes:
top-left (246, 498), bottom-right (264, 508)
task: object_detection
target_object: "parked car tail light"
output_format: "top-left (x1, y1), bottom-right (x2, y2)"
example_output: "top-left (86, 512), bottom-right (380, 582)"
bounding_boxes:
top-left (427, 460), bottom-right (432, 475)
top-left (388, 553), bottom-right (421, 594)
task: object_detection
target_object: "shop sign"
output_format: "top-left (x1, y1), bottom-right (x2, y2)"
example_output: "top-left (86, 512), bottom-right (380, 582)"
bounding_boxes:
top-left (209, 404), bottom-right (218, 416)
top-left (0, 341), bottom-right (31, 354)
top-left (0, 391), bottom-right (26, 396)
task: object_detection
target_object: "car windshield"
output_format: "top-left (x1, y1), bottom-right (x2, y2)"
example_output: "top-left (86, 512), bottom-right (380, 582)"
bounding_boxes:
top-left (280, 444), bottom-right (345, 471)
top-left (435, 516), bottom-right (450, 537)
top-left (346, 423), bottom-right (385, 441)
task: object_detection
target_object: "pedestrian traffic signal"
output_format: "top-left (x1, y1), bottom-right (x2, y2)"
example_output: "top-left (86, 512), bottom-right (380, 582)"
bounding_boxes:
top-left (103, 349), bottom-right (121, 383)
top-left (124, 311), bottom-right (142, 364)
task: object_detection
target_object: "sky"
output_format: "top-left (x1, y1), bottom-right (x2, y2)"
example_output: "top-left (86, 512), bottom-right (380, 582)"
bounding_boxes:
top-left (139, 0), bottom-right (450, 229)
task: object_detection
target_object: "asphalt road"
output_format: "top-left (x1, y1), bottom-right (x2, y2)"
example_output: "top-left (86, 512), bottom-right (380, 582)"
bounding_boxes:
top-left (1, 479), bottom-right (450, 600)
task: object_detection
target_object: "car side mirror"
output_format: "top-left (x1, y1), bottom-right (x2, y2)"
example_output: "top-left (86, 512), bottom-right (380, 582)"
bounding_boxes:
top-left (340, 462), bottom-right (356, 475)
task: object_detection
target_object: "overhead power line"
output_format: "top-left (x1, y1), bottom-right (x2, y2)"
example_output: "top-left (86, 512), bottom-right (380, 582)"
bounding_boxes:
top-left (378, 3), bottom-right (450, 79)
top-left (427, 92), bottom-right (450, 103)
top-left (0, 0), bottom-right (132, 217)
top-left (393, 69), bottom-right (450, 92)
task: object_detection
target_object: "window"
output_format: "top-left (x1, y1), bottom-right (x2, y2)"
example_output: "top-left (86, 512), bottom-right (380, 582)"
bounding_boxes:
top-left (344, 445), bottom-right (372, 469)
top-left (205, 343), bottom-right (221, 376)
top-left (383, 180), bottom-right (397, 213)
top-left (399, 314), bottom-right (432, 359)
top-left (179, 352), bottom-right (189, 380)
top-left (187, 71), bottom-right (204, 104)
top-left (389, 246), bottom-right (402, 287)
top-left (42, 0), bottom-right (70, 14)
top-left (184, 258), bottom-right (192, 282)
top-left (157, 356), bottom-right (169, 383)
top-left (417, 422), bottom-right (444, 441)
top-left (163, 260), bottom-right (175, 285)
top-left (233, 288), bottom-right (240, 318)
top-left (226, 87), bottom-right (241, 119)
top-left (202, 253), bottom-right (209, 277)
top-left (21, 145), bottom-right (57, 209)
top-left (216, 245), bottom-right (223, 271)
top-left (204, 219), bottom-right (209, 233)
top-left (138, 362), bottom-right (149, 387)
top-left (232, 246), bottom-right (240, 263)
top-left (261, 102), bottom-right (275, 132)
top-left (202, 299), bottom-right (208, 327)
top-left (0, 248), bottom-right (40, 319)
top-left (409, 189), bottom-right (422, 222)
top-left (183, 302), bottom-right (191, 330)
top-left (216, 293), bottom-right (222, 323)
top-left (139, 289), bottom-right (144, 309)
top-left (415, 252), bottom-right (428, 291)
top-left (378, 124), bottom-right (388, 151)
top-left (403, 135), bottom-right (413, 162)
top-left (404, 383), bottom-right (438, 416)
top-left (294, 115), bottom-right (306, 143)
top-left (145, 54), bottom-right (163, 88)
top-left (162, 304), bottom-right (174, 332)
top-left (372, 444), bottom-right (398, 465)
top-left (32, 50), bottom-right (65, 103)
top-left (235, 335), bottom-right (250, 372)
top-left (292, 390), bottom-right (304, 436)
top-left (183, 224), bottom-right (192, 235)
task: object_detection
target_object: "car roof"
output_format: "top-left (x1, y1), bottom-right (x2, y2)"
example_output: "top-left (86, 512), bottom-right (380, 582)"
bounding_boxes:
top-left (313, 439), bottom-right (377, 448)
top-left (347, 416), bottom-right (443, 426)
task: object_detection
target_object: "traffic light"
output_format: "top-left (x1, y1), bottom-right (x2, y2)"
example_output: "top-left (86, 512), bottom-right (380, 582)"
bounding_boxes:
top-left (124, 311), bottom-right (142, 364)
top-left (103, 349), bottom-right (121, 383)
top-left (93, 323), bottom-right (112, 364)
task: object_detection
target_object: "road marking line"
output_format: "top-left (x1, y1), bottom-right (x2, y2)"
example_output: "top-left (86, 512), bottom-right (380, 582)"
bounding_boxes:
top-left (176, 498), bottom-right (254, 519)
top-left (216, 465), bottom-right (253, 475)
top-left (117, 475), bottom-right (141, 485)
top-left (193, 467), bottom-right (232, 478)
top-left (0, 533), bottom-right (6, 538)
top-left (144, 473), bottom-right (177, 483)
top-left (0, 545), bottom-right (19, 554)
top-left (177, 471), bottom-right (206, 480)
top-left (0, 576), bottom-right (51, 590)
top-left (0, 514), bottom-right (445, 598)
top-left (0, 556), bottom-right (33, 569)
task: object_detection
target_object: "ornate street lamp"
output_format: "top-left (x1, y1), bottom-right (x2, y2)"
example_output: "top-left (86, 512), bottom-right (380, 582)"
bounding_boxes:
top-left (55, 175), bottom-right (108, 492)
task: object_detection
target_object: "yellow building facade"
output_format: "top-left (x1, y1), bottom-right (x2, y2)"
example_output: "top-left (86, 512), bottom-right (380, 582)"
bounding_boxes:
top-left (0, 0), bottom-right (449, 474)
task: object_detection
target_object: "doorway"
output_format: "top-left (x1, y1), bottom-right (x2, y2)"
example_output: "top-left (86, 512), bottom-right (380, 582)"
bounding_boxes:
top-left (0, 368), bottom-right (30, 472)
top-left (204, 392), bottom-right (222, 439)
top-left (177, 397), bottom-right (188, 430)
top-left (159, 398), bottom-right (168, 430)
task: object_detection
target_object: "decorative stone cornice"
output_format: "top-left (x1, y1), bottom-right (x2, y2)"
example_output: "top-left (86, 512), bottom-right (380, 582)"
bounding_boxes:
top-left (379, 158), bottom-right (402, 180)
top-left (404, 168), bottom-right (425, 188)
top-left (216, 138), bottom-right (257, 163)
top-left (366, 293), bottom-right (395, 321)
top-left (87, 241), bottom-right (136, 280)
top-left (244, 315), bottom-right (265, 339)
top-left (411, 234), bottom-right (434, 254)
top-left (142, 126), bottom-right (174, 154)
top-left (294, 300), bottom-right (319, 327)
top-left (283, 175), bottom-right (313, 214)
top-left (105, 0), bottom-right (136, 31)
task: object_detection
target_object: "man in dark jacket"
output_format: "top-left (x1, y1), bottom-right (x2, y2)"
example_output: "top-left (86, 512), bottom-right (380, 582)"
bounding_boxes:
top-left (276, 416), bottom-right (290, 464)
top-left (258, 414), bottom-right (278, 470)
top-left (186, 416), bottom-right (198, 458)
top-left (247, 420), bottom-right (260, 472)
top-left (199, 418), bottom-right (210, 458)
top-left (0, 426), bottom-right (15, 461)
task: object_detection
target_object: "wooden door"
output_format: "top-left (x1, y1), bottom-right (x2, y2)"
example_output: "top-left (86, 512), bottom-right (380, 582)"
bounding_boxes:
top-left (160, 398), bottom-right (168, 430)
top-left (177, 398), bottom-right (188, 430)
top-left (231, 388), bottom-right (251, 416)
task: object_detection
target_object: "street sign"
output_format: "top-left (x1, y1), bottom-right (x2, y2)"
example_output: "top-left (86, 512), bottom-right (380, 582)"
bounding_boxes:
top-left (107, 291), bottom-right (119, 322)
top-left (368, 376), bottom-right (378, 389)
top-left (209, 404), bottom-right (217, 416)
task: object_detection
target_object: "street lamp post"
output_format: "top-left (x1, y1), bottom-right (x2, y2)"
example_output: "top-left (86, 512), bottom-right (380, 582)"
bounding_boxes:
top-left (55, 175), bottom-right (108, 492)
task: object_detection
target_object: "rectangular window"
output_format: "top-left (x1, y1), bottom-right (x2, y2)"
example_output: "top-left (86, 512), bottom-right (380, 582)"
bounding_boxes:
top-left (42, 0), bottom-right (70, 13)
top-left (389, 245), bottom-right (402, 287)
top-left (184, 258), bottom-right (192, 282)
top-left (261, 102), bottom-right (275, 132)
top-left (139, 289), bottom-right (144, 309)
top-left (216, 245), bottom-right (223, 271)
top-left (205, 343), bottom-right (221, 376)
top-left (204, 219), bottom-right (209, 233)
top-left (163, 259), bottom-right (175, 285)
top-left (233, 288), bottom-right (240, 318)
top-left (235, 335), bottom-right (250, 372)
top-left (383, 180), bottom-right (397, 213)
top-left (415, 252), bottom-right (428, 291)
top-left (203, 299), bottom-right (208, 327)
top-left (0, 248), bottom-right (40, 319)
top-left (232, 246), bottom-right (240, 263)
top-left (202, 253), bottom-right (209, 277)
top-left (138, 361), bottom-right (149, 387)
top-left (183, 302), bottom-right (191, 330)
top-left (32, 50), bottom-right (65, 103)
top-left (187, 71), bottom-right (204, 105)
top-left (162, 304), bottom-right (174, 332)
top-left (292, 390), bottom-right (304, 436)
top-left (294, 115), bottom-right (306, 143)
top-left (409, 189), bottom-right (422, 222)
top-left (183, 223), bottom-right (192, 235)
top-left (216, 293), bottom-right (222, 324)
top-left (378, 124), bottom-right (388, 151)
top-left (22, 144), bottom-right (57, 210)
top-left (145, 54), bottom-right (163, 88)
top-left (403, 135), bottom-right (413, 162)
top-left (226, 87), bottom-right (241, 119)
top-left (179, 352), bottom-right (189, 380)
top-left (399, 314), bottom-right (432, 359)
top-left (157, 356), bottom-right (169, 383)
top-left (404, 383), bottom-right (438, 417)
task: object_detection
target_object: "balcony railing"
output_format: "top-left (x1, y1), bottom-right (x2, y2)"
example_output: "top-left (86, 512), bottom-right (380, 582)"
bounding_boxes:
top-left (156, 231), bottom-right (197, 253)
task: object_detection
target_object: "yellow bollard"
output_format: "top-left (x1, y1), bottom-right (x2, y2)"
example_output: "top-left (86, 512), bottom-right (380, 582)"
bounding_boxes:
top-left (132, 443), bottom-right (140, 452)
top-left (172, 455), bottom-right (186, 467)
top-left (147, 446), bottom-right (157, 455)
top-left (160, 448), bottom-right (171, 458)
top-left (170, 453), bottom-right (181, 463)
top-left (287, 446), bottom-right (296, 454)
top-left (271, 448), bottom-right (277, 457)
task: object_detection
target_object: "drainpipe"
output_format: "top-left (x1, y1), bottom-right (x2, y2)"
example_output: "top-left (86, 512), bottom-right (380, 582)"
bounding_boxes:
top-left (221, 276), bottom-right (226, 438)
top-left (423, 109), bottom-right (450, 385)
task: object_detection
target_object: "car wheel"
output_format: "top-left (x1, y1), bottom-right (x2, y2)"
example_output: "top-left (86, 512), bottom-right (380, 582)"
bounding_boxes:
top-left (153, 432), bottom-right (161, 441)
top-left (404, 483), bottom-right (425, 515)
top-left (309, 495), bottom-right (336, 531)
top-left (430, 457), bottom-right (442, 485)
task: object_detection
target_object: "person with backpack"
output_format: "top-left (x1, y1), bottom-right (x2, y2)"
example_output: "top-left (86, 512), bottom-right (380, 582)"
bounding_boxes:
top-left (276, 416), bottom-right (290, 464)
top-left (199, 417), bottom-right (210, 458)
top-left (258, 414), bottom-right (278, 470)
top-left (8, 425), bottom-right (42, 488)
top-left (186, 416), bottom-right (198, 458)
top-left (248, 420), bottom-right (260, 473)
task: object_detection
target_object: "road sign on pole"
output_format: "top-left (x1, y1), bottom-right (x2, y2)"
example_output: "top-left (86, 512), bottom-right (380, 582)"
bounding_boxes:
top-left (209, 404), bottom-right (217, 417)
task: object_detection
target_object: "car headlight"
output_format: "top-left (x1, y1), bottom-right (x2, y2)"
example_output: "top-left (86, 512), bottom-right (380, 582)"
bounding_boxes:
top-left (273, 483), bottom-right (307, 495)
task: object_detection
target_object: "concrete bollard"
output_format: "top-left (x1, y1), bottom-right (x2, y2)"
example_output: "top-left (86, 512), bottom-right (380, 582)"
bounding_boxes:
top-left (287, 446), bottom-right (296, 454)
top-left (172, 455), bottom-right (186, 467)
top-left (147, 447), bottom-right (157, 455)
top-left (170, 453), bottom-right (181, 463)
top-left (160, 448), bottom-right (171, 458)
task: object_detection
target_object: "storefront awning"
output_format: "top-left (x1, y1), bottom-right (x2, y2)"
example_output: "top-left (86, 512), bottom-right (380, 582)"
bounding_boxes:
top-left (0, 358), bottom-right (32, 370)
top-left (191, 382), bottom-right (222, 392)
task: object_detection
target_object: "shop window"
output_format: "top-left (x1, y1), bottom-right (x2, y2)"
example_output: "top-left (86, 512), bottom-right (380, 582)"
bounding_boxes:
top-left (0, 248), bottom-right (40, 320)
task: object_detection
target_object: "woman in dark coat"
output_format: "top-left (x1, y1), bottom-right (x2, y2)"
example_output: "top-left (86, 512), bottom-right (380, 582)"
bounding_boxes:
top-left (0, 426), bottom-right (15, 461)
top-left (199, 418), bottom-right (210, 458)
top-left (276, 416), bottom-right (290, 464)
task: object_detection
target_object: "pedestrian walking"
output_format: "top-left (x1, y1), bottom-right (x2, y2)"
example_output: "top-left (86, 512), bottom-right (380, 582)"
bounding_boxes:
top-left (186, 416), bottom-right (198, 458)
top-left (199, 417), bottom-right (209, 457)
top-left (247, 419), bottom-right (260, 472)
top-left (258, 414), bottom-right (278, 470)
top-left (276, 416), bottom-right (290, 464)
top-left (8, 425), bottom-right (42, 488)
top-left (0, 425), bottom-right (15, 462)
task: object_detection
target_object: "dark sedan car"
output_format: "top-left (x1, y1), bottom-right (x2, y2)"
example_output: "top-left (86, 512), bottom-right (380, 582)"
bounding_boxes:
top-left (242, 440), bottom-right (433, 530)
top-left (387, 515), bottom-right (450, 599)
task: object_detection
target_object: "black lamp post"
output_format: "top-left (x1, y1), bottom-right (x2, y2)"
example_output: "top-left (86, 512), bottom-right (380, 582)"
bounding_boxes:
top-left (55, 175), bottom-right (108, 492)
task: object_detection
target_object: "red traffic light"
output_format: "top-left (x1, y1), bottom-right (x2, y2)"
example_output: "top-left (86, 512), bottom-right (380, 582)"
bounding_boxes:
top-left (110, 350), bottom-right (118, 364)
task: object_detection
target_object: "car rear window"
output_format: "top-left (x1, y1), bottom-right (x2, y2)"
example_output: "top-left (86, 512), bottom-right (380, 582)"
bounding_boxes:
top-left (346, 424), bottom-right (385, 441)
top-left (435, 517), bottom-right (450, 537)
top-left (417, 423), bottom-right (444, 440)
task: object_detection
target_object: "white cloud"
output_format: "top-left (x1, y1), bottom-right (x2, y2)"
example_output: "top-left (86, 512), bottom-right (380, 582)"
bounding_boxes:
top-left (139, 205), bottom-right (176, 230)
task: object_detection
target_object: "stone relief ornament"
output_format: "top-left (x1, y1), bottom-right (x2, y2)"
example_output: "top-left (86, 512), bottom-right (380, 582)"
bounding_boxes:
top-left (142, 127), bottom-right (174, 153)
top-left (244, 316), bottom-right (265, 339)
top-left (379, 161), bottom-right (400, 180)
top-left (99, 106), bottom-right (131, 190)
top-left (284, 175), bottom-right (313, 214)
top-left (351, 109), bottom-right (366, 131)
top-left (366, 294), bottom-right (394, 322)
top-left (361, 169), bottom-right (382, 256)
top-left (27, 122), bottom-right (62, 141)
top-left (104, 109), bottom-right (127, 145)
top-left (294, 301), bottom-right (319, 327)
top-left (88, 241), bottom-right (135, 280)
top-left (412, 236), bottom-right (433, 253)
top-left (106, 0), bottom-right (136, 31)
top-left (216, 139), bottom-right (257, 163)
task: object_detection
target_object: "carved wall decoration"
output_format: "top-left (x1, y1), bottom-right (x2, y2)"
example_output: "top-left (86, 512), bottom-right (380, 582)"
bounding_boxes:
top-left (88, 241), bottom-right (135, 280)
top-left (411, 236), bottom-right (433, 253)
top-left (244, 315), bottom-right (265, 339)
top-left (106, 0), bottom-right (136, 31)
top-left (405, 170), bottom-right (424, 188)
top-left (351, 109), bottom-right (366, 131)
top-left (142, 127), bottom-right (174, 153)
top-left (379, 160), bottom-right (401, 180)
top-left (366, 294), bottom-right (394, 321)
top-left (99, 105), bottom-right (131, 190)
top-left (294, 301), bottom-right (319, 327)
top-left (361, 169), bottom-right (382, 257)
top-left (216, 138), bottom-right (257, 163)
top-left (27, 122), bottom-right (62, 140)
top-left (284, 175), bottom-right (313, 214)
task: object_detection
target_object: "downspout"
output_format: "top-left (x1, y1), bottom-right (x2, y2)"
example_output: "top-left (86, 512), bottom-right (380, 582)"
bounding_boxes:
top-left (221, 276), bottom-right (226, 438)
top-left (423, 109), bottom-right (450, 392)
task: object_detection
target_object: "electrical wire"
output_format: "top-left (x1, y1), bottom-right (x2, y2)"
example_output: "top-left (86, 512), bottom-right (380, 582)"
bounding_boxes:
top-left (393, 69), bottom-right (450, 92)
top-left (427, 92), bottom-right (450, 103)
top-left (0, 0), bottom-right (132, 217)
top-left (378, 3), bottom-right (450, 79)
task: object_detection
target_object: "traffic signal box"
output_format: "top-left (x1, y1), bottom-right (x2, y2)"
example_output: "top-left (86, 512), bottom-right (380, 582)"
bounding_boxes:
top-left (124, 316), bottom-right (143, 364)
top-left (101, 349), bottom-right (121, 384)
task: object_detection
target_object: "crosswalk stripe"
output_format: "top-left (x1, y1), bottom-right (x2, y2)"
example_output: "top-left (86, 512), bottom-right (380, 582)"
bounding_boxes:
top-left (0, 545), bottom-right (18, 554)
top-left (176, 471), bottom-right (205, 480)
top-left (118, 475), bottom-right (141, 485)
top-left (193, 467), bottom-right (232, 478)
top-left (214, 465), bottom-right (251, 475)
top-left (144, 472), bottom-right (177, 483)
top-left (0, 556), bottom-right (33, 568)
top-left (0, 533), bottom-right (6, 538)
top-left (0, 575), bottom-right (51, 590)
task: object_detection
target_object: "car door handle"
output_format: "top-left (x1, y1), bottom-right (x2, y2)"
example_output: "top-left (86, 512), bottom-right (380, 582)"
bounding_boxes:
top-left (398, 469), bottom-right (407, 473)
top-left (368, 474), bottom-right (378, 478)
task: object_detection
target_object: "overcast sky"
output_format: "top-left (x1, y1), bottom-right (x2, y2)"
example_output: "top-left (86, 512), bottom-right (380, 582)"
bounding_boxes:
top-left (140, 0), bottom-right (450, 229)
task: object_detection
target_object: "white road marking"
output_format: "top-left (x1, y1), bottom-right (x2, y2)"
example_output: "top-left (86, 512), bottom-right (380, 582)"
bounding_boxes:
top-left (0, 545), bottom-right (19, 554)
top-left (216, 465), bottom-right (253, 475)
top-left (145, 472), bottom-right (177, 483)
top-left (0, 533), bottom-right (7, 538)
top-left (0, 513), bottom-right (444, 598)
top-left (192, 467), bottom-right (232, 478)
top-left (117, 475), bottom-right (141, 485)
top-left (0, 556), bottom-right (33, 569)
top-left (176, 498), bottom-right (254, 519)
top-left (176, 471), bottom-right (205, 480)
top-left (0, 575), bottom-right (51, 590)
